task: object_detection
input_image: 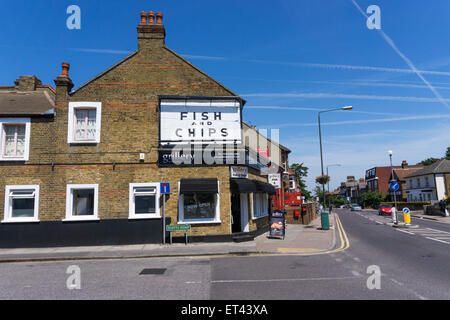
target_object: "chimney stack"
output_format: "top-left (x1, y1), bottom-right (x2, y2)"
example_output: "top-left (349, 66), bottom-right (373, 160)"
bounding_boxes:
top-left (54, 62), bottom-right (74, 101)
top-left (14, 76), bottom-right (42, 91)
top-left (401, 160), bottom-right (408, 169)
top-left (137, 11), bottom-right (165, 50)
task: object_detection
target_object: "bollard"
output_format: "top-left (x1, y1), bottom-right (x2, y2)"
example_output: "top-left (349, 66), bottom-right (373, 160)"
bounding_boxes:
top-left (404, 212), bottom-right (411, 225)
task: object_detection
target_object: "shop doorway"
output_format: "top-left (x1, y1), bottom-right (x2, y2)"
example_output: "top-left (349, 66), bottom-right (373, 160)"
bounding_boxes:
top-left (231, 194), bottom-right (241, 233)
top-left (231, 193), bottom-right (249, 233)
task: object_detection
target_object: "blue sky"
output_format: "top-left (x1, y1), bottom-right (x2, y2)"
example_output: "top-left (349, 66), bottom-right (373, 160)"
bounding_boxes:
top-left (1, 1), bottom-right (450, 193)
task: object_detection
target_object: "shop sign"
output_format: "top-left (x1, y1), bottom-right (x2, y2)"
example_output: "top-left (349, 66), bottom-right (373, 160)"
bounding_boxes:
top-left (159, 98), bottom-right (242, 144)
top-left (268, 173), bottom-right (281, 188)
top-left (230, 166), bottom-right (248, 179)
top-left (158, 146), bottom-right (244, 166)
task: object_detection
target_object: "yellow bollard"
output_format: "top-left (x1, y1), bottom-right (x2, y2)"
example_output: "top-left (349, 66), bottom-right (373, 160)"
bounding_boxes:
top-left (404, 212), bottom-right (411, 224)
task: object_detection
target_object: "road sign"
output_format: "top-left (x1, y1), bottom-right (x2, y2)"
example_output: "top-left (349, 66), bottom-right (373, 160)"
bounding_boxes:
top-left (403, 207), bottom-right (410, 214)
top-left (160, 182), bottom-right (170, 194)
top-left (166, 224), bottom-right (191, 232)
top-left (389, 181), bottom-right (399, 192)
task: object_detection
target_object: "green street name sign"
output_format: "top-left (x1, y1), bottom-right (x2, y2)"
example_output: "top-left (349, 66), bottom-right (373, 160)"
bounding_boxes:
top-left (166, 224), bottom-right (191, 232)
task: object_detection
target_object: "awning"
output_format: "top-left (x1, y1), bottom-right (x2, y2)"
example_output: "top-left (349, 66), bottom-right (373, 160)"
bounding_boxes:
top-left (255, 180), bottom-right (276, 194)
top-left (230, 179), bottom-right (276, 194)
top-left (230, 179), bottom-right (258, 193)
top-left (179, 178), bottom-right (218, 194)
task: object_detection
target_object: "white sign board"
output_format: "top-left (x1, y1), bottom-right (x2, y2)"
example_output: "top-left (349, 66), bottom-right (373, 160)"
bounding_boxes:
top-left (160, 98), bottom-right (242, 144)
top-left (268, 173), bottom-right (281, 189)
top-left (230, 166), bottom-right (248, 179)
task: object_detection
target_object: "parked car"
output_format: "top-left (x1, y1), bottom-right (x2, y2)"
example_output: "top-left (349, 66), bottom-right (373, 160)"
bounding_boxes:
top-left (378, 204), bottom-right (392, 215)
top-left (351, 204), bottom-right (362, 211)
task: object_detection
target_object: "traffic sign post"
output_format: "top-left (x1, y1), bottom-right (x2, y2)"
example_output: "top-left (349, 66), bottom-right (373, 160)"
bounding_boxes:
top-left (160, 183), bottom-right (171, 244)
top-left (389, 181), bottom-right (399, 224)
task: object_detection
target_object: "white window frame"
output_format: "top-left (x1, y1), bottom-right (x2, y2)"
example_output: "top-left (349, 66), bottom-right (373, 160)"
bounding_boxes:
top-left (67, 102), bottom-right (102, 144)
top-left (252, 192), bottom-right (269, 220)
top-left (2, 185), bottom-right (39, 223)
top-left (0, 118), bottom-right (31, 161)
top-left (64, 184), bottom-right (99, 221)
top-left (178, 181), bottom-right (221, 224)
top-left (129, 183), bottom-right (161, 219)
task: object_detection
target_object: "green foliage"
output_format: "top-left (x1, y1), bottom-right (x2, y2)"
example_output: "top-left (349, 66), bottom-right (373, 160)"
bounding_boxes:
top-left (418, 158), bottom-right (439, 166)
top-left (290, 162), bottom-right (312, 200)
top-left (361, 191), bottom-right (387, 208)
top-left (314, 185), bottom-right (325, 204)
top-left (446, 147), bottom-right (450, 160)
top-left (315, 175), bottom-right (330, 185)
top-left (333, 197), bottom-right (345, 206)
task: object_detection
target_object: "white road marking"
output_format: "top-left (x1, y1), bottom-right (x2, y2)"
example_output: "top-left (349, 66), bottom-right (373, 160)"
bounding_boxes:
top-left (396, 229), bottom-right (414, 235)
top-left (425, 237), bottom-right (450, 244)
top-left (390, 278), bottom-right (404, 286)
top-left (351, 270), bottom-right (361, 277)
top-left (211, 276), bottom-right (359, 284)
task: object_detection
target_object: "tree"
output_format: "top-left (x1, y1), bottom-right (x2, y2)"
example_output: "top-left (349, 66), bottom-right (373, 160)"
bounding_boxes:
top-left (314, 185), bottom-right (325, 204)
top-left (361, 191), bottom-right (387, 208)
top-left (290, 162), bottom-right (312, 200)
top-left (445, 147), bottom-right (450, 160)
top-left (418, 158), bottom-right (439, 166)
top-left (333, 197), bottom-right (345, 207)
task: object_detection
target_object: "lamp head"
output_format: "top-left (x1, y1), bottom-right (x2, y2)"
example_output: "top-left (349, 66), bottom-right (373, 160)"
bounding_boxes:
top-left (341, 106), bottom-right (353, 110)
top-left (388, 150), bottom-right (393, 156)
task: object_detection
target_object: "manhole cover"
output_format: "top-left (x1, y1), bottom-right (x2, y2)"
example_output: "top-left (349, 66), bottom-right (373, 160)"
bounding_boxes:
top-left (139, 268), bottom-right (167, 275)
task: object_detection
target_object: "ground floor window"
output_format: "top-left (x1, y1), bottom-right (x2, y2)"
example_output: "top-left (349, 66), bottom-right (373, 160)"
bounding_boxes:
top-left (129, 183), bottom-right (160, 219)
top-left (2, 185), bottom-right (39, 223)
top-left (253, 193), bottom-right (268, 219)
top-left (65, 184), bottom-right (99, 221)
top-left (179, 193), bottom-right (220, 224)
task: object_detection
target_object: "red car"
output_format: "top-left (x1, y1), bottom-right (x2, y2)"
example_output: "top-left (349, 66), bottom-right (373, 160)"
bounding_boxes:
top-left (378, 204), bottom-right (392, 215)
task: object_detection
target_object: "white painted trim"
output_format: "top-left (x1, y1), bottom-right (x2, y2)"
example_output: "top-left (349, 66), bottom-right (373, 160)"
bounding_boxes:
top-left (128, 183), bottom-right (161, 219)
top-left (2, 185), bottom-right (39, 223)
top-left (178, 181), bottom-right (221, 224)
top-left (240, 193), bottom-right (249, 232)
top-left (0, 118), bottom-right (31, 161)
top-left (64, 184), bottom-right (99, 221)
top-left (67, 102), bottom-right (102, 144)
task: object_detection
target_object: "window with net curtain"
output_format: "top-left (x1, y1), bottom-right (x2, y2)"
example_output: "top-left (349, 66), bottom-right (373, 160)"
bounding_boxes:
top-left (74, 109), bottom-right (96, 141)
top-left (3, 124), bottom-right (25, 157)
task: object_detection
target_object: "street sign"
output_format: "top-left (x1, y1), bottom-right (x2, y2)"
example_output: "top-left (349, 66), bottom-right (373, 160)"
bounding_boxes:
top-left (160, 182), bottom-right (170, 194)
top-left (268, 173), bottom-right (281, 188)
top-left (403, 207), bottom-right (410, 214)
top-left (389, 181), bottom-right (399, 192)
top-left (166, 224), bottom-right (191, 232)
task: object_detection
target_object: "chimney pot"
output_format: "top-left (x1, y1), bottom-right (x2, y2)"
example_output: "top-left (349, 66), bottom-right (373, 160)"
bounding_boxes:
top-left (140, 11), bottom-right (148, 25)
top-left (149, 11), bottom-right (155, 24)
top-left (61, 62), bottom-right (70, 77)
top-left (156, 12), bottom-right (163, 25)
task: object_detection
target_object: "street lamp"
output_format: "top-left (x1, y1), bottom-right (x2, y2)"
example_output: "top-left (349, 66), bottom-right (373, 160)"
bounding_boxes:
top-left (318, 106), bottom-right (352, 211)
top-left (388, 150), bottom-right (398, 224)
top-left (327, 164), bottom-right (341, 207)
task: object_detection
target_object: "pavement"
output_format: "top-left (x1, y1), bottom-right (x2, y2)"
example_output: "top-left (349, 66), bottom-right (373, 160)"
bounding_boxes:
top-left (0, 213), bottom-right (337, 263)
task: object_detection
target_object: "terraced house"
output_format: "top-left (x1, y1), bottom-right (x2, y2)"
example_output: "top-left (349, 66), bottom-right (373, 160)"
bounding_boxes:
top-left (0, 12), bottom-right (281, 248)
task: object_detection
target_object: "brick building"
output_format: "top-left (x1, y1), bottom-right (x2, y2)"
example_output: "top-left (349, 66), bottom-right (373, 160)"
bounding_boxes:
top-left (0, 12), bottom-right (277, 247)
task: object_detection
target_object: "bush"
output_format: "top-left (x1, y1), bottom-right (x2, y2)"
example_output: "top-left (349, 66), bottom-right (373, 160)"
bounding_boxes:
top-left (362, 191), bottom-right (387, 208)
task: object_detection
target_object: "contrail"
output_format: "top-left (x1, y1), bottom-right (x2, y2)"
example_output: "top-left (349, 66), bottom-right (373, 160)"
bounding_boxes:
top-left (243, 92), bottom-right (450, 103)
top-left (350, 0), bottom-right (450, 110)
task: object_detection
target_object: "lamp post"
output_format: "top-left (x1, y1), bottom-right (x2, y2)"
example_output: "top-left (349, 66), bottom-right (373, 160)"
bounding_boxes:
top-left (327, 164), bottom-right (341, 207)
top-left (388, 150), bottom-right (398, 224)
top-left (318, 106), bottom-right (352, 211)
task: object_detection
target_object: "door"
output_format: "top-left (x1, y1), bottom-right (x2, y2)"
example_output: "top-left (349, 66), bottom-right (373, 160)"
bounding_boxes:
top-left (240, 194), bottom-right (249, 232)
top-left (231, 193), bottom-right (241, 233)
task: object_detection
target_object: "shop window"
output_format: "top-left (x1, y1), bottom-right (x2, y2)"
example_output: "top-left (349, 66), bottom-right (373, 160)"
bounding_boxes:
top-left (2, 185), bottom-right (39, 223)
top-left (253, 193), bottom-right (268, 219)
top-left (129, 183), bottom-right (160, 219)
top-left (0, 118), bottom-right (30, 161)
top-left (65, 184), bottom-right (99, 221)
top-left (179, 193), bottom-right (220, 223)
top-left (68, 102), bottom-right (101, 144)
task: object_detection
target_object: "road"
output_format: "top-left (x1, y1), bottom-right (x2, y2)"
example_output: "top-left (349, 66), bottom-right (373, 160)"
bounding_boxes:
top-left (0, 209), bottom-right (448, 300)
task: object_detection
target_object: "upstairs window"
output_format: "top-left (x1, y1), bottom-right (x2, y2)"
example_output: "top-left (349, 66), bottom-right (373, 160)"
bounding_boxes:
top-left (68, 102), bottom-right (101, 144)
top-left (0, 118), bottom-right (30, 161)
